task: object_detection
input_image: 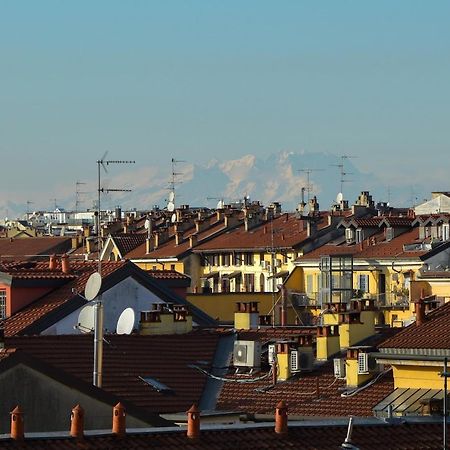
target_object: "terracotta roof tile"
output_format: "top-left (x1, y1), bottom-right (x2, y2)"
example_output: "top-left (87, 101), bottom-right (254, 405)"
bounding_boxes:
top-left (6, 331), bottom-right (219, 413)
top-left (0, 237), bottom-right (72, 260)
top-left (111, 233), bottom-right (147, 256)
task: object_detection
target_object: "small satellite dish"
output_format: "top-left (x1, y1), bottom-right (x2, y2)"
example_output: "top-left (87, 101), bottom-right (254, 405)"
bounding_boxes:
top-left (336, 192), bottom-right (344, 203)
top-left (77, 304), bottom-right (95, 333)
top-left (168, 191), bottom-right (175, 202)
top-left (116, 307), bottom-right (136, 335)
top-left (171, 213), bottom-right (177, 223)
top-left (144, 219), bottom-right (150, 229)
top-left (84, 272), bottom-right (102, 301)
top-left (217, 200), bottom-right (224, 209)
top-left (167, 202), bottom-right (175, 212)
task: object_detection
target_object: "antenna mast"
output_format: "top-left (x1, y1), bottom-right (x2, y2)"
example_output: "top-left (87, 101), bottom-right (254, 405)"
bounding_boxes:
top-left (26, 200), bottom-right (33, 216)
top-left (168, 158), bottom-right (186, 209)
top-left (298, 168), bottom-right (324, 204)
top-left (75, 181), bottom-right (88, 214)
top-left (331, 155), bottom-right (356, 197)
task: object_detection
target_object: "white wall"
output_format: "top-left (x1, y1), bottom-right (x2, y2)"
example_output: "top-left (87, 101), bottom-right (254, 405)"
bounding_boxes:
top-left (42, 277), bottom-right (166, 335)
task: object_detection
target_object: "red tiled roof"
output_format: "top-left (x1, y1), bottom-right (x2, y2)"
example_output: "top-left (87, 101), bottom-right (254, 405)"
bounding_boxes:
top-left (0, 237), bottom-right (72, 260)
top-left (194, 214), bottom-right (330, 252)
top-left (379, 301), bottom-right (450, 350)
top-left (0, 422), bottom-right (447, 449)
top-left (6, 331), bottom-right (219, 413)
top-left (235, 326), bottom-right (317, 342)
top-left (217, 359), bottom-right (394, 417)
top-left (112, 233), bottom-right (147, 256)
top-left (147, 270), bottom-right (191, 281)
top-left (3, 261), bottom-right (126, 337)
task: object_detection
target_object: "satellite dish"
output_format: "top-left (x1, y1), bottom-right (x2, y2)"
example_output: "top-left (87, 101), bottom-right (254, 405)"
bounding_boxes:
top-left (168, 191), bottom-right (175, 202)
top-left (144, 219), bottom-right (150, 229)
top-left (116, 307), bottom-right (136, 335)
top-left (217, 200), bottom-right (224, 209)
top-left (336, 192), bottom-right (344, 203)
top-left (171, 213), bottom-right (177, 223)
top-left (167, 202), bottom-right (175, 212)
top-left (77, 304), bottom-right (95, 333)
top-left (84, 272), bottom-right (102, 301)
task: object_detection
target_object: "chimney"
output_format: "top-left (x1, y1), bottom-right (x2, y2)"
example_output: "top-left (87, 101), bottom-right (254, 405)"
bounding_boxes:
top-left (234, 302), bottom-right (259, 329)
top-left (306, 219), bottom-right (317, 237)
top-left (61, 254), bottom-right (70, 274)
top-left (175, 231), bottom-right (183, 246)
top-left (112, 403), bottom-right (126, 438)
top-left (187, 404), bottom-right (200, 439)
top-left (70, 404), bottom-right (84, 439)
top-left (49, 254), bottom-right (57, 270)
top-left (275, 401), bottom-right (288, 435)
top-left (415, 298), bottom-right (425, 326)
top-left (189, 233), bottom-right (198, 248)
top-left (10, 406), bottom-right (24, 440)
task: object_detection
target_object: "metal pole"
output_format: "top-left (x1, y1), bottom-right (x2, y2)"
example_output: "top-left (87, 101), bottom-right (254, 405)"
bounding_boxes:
top-left (93, 300), bottom-right (104, 387)
top-left (445, 356), bottom-right (448, 450)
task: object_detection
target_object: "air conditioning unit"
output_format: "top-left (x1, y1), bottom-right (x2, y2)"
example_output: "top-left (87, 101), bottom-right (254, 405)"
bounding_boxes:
top-left (334, 358), bottom-right (346, 379)
top-left (268, 344), bottom-right (276, 364)
top-left (358, 352), bottom-right (379, 375)
top-left (290, 350), bottom-right (299, 372)
top-left (358, 352), bottom-right (369, 374)
top-left (233, 340), bottom-right (261, 368)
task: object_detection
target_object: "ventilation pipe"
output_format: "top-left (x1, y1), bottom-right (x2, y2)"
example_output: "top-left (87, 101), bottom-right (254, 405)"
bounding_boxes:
top-left (275, 401), bottom-right (288, 435)
top-left (187, 404), bottom-right (200, 439)
top-left (70, 405), bottom-right (84, 439)
top-left (112, 403), bottom-right (126, 437)
top-left (10, 406), bottom-right (24, 440)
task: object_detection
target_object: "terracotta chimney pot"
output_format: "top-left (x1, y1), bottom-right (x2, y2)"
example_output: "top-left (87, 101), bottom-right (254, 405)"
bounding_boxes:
top-left (49, 254), bottom-right (57, 270)
top-left (112, 402), bottom-right (126, 437)
top-left (10, 406), bottom-right (24, 440)
top-left (61, 253), bottom-right (70, 274)
top-left (275, 401), bottom-right (288, 435)
top-left (187, 403), bottom-right (200, 439)
top-left (70, 404), bottom-right (84, 439)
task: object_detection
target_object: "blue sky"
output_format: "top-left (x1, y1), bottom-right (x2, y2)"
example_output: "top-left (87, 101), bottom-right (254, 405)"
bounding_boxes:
top-left (1, 1), bottom-right (449, 210)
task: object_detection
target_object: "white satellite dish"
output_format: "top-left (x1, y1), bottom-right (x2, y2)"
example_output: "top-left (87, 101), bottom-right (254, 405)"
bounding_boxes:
top-left (168, 191), bottom-right (175, 202)
top-left (217, 200), bottom-right (224, 209)
top-left (171, 213), bottom-right (177, 223)
top-left (77, 304), bottom-right (95, 333)
top-left (167, 202), bottom-right (175, 212)
top-left (116, 307), bottom-right (136, 335)
top-left (144, 219), bottom-right (150, 229)
top-left (84, 272), bottom-right (102, 301)
top-left (336, 192), bottom-right (344, 203)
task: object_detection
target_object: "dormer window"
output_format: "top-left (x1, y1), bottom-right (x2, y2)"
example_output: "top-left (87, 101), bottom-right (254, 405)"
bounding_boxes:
top-left (443, 224), bottom-right (450, 241)
top-left (385, 227), bottom-right (394, 241)
top-left (355, 228), bottom-right (363, 244)
top-left (345, 228), bottom-right (354, 243)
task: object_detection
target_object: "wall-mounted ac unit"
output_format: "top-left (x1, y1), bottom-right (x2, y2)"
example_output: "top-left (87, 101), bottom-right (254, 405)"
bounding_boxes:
top-left (358, 353), bottom-right (379, 375)
top-left (334, 358), bottom-right (346, 379)
top-left (291, 351), bottom-right (314, 372)
top-left (268, 344), bottom-right (276, 364)
top-left (233, 340), bottom-right (261, 368)
top-left (290, 350), bottom-right (299, 372)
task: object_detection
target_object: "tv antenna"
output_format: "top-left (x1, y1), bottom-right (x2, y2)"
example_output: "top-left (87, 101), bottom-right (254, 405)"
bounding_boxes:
top-left (298, 168), bottom-right (324, 204)
top-left (331, 155), bottom-right (356, 197)
top-left (26, 200), bottom-right (34, 216)
top-left (167, 158), bottom-right (186, 210)
top-left (96, 151), bottom-right (135, 273)
top-left (50, 198), bottom-right (59, 211)
top-left (75, 181), bottom-right (88, 213)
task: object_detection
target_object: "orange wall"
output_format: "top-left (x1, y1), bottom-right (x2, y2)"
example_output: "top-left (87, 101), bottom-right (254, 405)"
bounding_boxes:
top-left (0, 284), bottom-right (54, 317)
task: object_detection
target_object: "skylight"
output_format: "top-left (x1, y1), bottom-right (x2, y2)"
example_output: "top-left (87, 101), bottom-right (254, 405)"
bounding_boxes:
top-left (139, 376), bottom-right (174, 393)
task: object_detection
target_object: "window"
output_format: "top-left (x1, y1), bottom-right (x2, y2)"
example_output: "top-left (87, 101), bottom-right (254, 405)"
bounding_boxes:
top-left (171, 264), bottom-right (175, 271)
top-left (355, 228), bottom-right (363, 243)
top-left (223, 253), bottom-right (230, 267)
top-left (0, 289), bottom-right (6, 319)
top-left (358, 274), bottom-right (369, 293)
top-left (443, 224), bottom-right (450, 241)
top-left (244, 273), bottom-right (255, 292)
top-left (306, 275), bottom-right (314, 295)
top-left (212, 254), bottom-right (219, 266)
top-left (243, 253), bottom-right (254, 265)
top-left (233, 253), bottom-right (242, 266)
top-left (345, 228), bottom-right (354, 242)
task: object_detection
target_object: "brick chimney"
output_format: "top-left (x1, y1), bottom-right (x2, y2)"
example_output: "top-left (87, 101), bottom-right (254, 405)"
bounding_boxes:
top-left (187, 404), bottom-right (200, 439)
top-left (49, 254), bottom-right (57, 270)
top-left (61, 254), bottom-right (70, 274)
top-left (275, 401), bottom-right (288, 435)
top-left (175, 231), bottom-right (183, 246)
top-left (10, 406), bottom-right (24, 440)
top-left (112, 403), bottom-right (126, 437)
top-left (189, 233), bottom-right (198, 248)
top-left (415, 298), bottom-right (425, 326)
top-left (70, 404), bottom-right (84, 439)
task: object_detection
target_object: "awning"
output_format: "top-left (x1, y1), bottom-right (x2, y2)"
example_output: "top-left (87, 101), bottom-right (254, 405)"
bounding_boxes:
top-left (268, 270), bottom-right (290, 279)
top-left (202, 271), bottom-right (220, 279)
top-left (373, 387), bottom-right (443, 418)
top-left (222, 271), bottom-right (241, 280)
